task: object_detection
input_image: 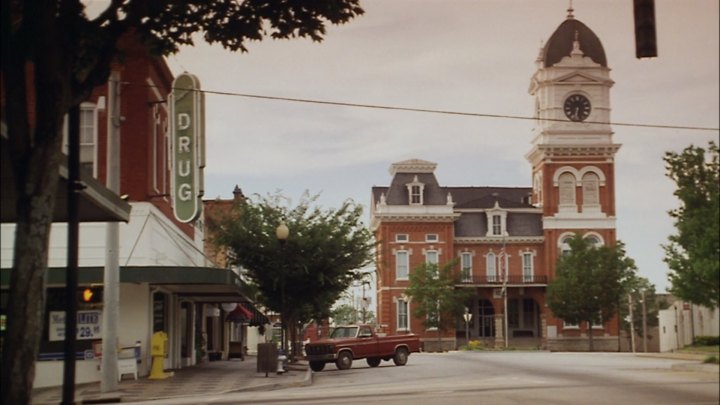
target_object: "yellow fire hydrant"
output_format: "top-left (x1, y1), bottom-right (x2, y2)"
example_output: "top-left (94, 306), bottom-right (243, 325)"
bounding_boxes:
top-left (149, 331), bottom-right (170, 379)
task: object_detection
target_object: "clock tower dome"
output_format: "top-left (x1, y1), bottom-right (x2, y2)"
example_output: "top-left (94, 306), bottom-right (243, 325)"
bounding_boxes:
top-left (526, 8), bottom-right (621, 276)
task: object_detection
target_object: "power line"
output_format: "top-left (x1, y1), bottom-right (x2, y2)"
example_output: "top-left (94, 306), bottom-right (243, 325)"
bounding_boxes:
top-left (149, 83), bottom-right (720, 132)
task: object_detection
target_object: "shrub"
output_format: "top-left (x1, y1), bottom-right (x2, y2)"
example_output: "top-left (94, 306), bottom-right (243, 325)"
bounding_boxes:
top-left (466, 340), bottom-right (486, 351)
top-left (694, 336), bottom-right (720, 346)
top-left (702, 355), bottom-right (719, 364)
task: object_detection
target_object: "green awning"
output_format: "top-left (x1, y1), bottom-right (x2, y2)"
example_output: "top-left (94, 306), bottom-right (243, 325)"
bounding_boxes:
top-left (1, 266), bottom-right (255, 303)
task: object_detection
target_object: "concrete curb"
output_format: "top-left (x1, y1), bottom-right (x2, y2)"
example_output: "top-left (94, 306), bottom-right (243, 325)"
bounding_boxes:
top-left (670, 362), bottom-right (720, 374)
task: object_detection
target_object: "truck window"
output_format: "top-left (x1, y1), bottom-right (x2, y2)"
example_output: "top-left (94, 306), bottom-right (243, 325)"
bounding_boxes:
top-left (358, 326), bottom-right (372, 338)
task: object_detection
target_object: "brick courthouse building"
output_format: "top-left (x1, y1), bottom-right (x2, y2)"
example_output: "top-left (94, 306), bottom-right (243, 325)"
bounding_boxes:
top-left (371, 10), bottom-right (621, 352)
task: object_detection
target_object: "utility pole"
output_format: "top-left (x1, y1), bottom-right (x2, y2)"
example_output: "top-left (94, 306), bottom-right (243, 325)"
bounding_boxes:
top-left (61, 105), bottom-right (80, 405)
top-left (102, 71), bottom-right (121, 391)
top-left (629, 293), bottom-right (636, 353)
top-left (640, 289), bottom-right (648, 353)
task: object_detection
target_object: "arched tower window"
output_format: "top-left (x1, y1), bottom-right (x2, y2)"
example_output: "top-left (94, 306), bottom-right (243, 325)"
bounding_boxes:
top-left (558, 172), bottom-right (576, 208)
top-left (582, 172), bottom-right (600, 209)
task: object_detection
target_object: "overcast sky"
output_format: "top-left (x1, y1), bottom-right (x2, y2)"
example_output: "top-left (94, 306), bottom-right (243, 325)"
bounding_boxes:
top-left (163, 0), bottom-right (718, 293)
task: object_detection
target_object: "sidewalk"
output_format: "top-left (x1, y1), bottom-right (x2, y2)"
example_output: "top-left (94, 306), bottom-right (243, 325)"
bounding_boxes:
top-left (31, 356), bottom-right (311, 404)
top-left (636, 351), bottom-right (720, 374)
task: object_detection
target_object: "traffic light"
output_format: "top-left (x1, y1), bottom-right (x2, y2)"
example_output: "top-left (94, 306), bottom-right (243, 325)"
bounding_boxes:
top-left (80, 286), bottom-right (103, 303)
top-left (633, 0), bottom-right (657, 58)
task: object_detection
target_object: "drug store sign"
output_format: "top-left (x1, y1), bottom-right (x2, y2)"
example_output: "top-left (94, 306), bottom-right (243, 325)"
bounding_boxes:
top-left (170, 73), bottom-right (206, 223)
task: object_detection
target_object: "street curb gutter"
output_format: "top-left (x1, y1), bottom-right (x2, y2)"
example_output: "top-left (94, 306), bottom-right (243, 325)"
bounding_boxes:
top-left (227, 364), bottom-right (312, 393)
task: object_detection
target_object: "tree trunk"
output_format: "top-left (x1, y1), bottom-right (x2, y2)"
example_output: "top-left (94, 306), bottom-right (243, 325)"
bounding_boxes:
top-left (1, 6), bottom-right (69, 401)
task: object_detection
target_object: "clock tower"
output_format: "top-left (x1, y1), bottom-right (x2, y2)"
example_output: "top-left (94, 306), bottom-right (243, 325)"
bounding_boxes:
top-left (526, 8), bottom-right (622, 349)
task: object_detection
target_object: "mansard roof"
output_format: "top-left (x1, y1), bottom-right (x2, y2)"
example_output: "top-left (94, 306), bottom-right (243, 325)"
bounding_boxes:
top-left (455, 212), bottom-right (543, 237)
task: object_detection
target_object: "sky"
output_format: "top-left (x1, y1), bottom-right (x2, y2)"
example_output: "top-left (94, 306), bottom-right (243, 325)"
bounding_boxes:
top-left (161, 0), bottom-right (718, 294)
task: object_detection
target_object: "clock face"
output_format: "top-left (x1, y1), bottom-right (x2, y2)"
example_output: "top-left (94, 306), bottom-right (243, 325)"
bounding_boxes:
top-left (564, 94), bottom-right (591, 122)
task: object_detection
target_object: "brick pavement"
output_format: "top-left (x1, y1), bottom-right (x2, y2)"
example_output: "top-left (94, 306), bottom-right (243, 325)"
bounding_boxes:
top-left (31, 356), bottom-right (311, 404)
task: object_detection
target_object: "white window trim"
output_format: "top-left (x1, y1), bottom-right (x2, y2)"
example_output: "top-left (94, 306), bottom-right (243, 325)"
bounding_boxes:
top-left (460, 252), bottom-right (473, 282)
top-left (583, 232), bottom-right (605, 247)
top-left (558, 232), bottom-right (575, 256)
top-left (486, 252), bottom-right (497, 282)
top-left (521, 250), bottom-right (534, 282)
top-left (558, 171), bottom-right (577, 213)
top-left (425, 233), bottom-right (438, 242)
top-left (485, 201), bottom-right (508, 237)
top-left (395, 233), bottom-right (409, 242)
top-left (395, 297), bottom-right (409, 331)
top-left (424, 249), bottom-right (439, 265)
top-left (406, 175), bottom-right (425, 205)
top-left (395, 249), bottom-right (410, 281)
top-left (581, 172), bottom-right (601, 212)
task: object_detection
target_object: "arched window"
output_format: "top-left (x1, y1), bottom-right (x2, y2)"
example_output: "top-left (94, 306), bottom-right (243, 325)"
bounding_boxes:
top-left (558, 172), bottom-right (576, 206)
top-left (582, 172), bottom-right (600, 207)
top-left (584, 234), bottom-right (604, 247)
top-left (560, 235), bottom-right (573, 256)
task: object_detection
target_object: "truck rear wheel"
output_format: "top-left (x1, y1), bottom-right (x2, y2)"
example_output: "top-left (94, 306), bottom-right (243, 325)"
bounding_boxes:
top-left (393, 347), bottom-right (408, 366)
top-left (309, 361), bottom-right (325, 372)
top-left (336, 351), bottom-right (353, 370)
top-left (366, 357), bottom-right (381, 367)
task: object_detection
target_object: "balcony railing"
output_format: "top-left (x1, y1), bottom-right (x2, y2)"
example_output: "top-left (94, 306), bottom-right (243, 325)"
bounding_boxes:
top-left (460, 275), bottom-right (548, 284)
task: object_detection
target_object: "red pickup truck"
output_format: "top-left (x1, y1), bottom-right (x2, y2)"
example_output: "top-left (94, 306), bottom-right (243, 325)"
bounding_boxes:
top-left (304, 325), bottom-right (421, 372)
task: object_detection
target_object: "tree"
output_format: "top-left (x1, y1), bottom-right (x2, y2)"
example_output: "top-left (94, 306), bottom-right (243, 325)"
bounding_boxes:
top-left (331, 303), bottom-right (359, 325)
top-left (208, 191), bottom-right (375, 358)
top-left (546, 234), bottom-right (637, 351)
top-left (404, 260), bottom-right (473, 351)
top-left (663, 141), bottom-right (720, 309)
top-left (1, 2), bottom-right (363, 402)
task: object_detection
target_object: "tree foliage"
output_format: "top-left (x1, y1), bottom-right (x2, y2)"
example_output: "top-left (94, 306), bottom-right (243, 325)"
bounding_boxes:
top-left (331, 303), bottom-right (359, 325)
top-left (1, 2), bottom-right (363, 402)
top-left (404, 260), bottom-right (473, 347)
top-left (208, 191), bottom-right (374, 333)
top-left (663, 141), bottom-right (720, 309)
top-left (546, 234), bottom-right (637, 350)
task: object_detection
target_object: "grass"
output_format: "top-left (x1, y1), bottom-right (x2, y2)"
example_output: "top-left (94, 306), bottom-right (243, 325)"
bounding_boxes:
top-left (679, 345), bottom-right (720, 355)
top-left (679, 344), bottom-right (720, 364)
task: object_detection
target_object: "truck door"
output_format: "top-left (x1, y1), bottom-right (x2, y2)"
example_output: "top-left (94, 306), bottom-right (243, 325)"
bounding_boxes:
top-left (354, 325), bottom-right (378, 359)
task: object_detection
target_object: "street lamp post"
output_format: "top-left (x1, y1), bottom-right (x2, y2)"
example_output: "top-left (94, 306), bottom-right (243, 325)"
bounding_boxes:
top-left (275, 222), bottom-right (289, 355)
top-left (463, 307), bottom-right (472, 346)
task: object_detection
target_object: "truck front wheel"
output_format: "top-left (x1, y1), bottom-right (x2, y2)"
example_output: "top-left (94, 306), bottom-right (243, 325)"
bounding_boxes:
top-left (336, 351), bottom-right (353, 370)
top-left (366, 357), bottom-right (381, 367)
top-left (309, 361), bottom-right (325, 372)
top-left (393, 347), bottom-right (409, 366)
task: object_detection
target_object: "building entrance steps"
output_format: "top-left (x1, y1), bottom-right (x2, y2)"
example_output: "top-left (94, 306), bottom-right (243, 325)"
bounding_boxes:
top-left (31, 356), bottom-right (311, 404)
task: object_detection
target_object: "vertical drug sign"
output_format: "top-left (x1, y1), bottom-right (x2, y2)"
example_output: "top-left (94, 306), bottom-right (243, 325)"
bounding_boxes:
top-left (170, 73), bottom-right (206, 223)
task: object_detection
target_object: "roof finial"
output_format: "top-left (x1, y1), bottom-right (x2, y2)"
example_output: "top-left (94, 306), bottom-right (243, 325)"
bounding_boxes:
top-left (571, 30), bottom-right (584, 55)
top-left (567, 0), bottom-right (575, 19)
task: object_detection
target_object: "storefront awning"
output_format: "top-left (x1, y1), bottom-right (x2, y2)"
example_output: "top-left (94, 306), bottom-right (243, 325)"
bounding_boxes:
top-left (226, 302), bottom-right (270, 326)
top-left (1, 137), bottom-right (131, 223)
top-left (1, 265), bottom-right (251, 302)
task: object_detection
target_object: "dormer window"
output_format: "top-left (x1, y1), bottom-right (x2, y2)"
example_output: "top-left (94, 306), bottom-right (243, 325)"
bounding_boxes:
top-left (485, 201), bottom-right (508, 237)
top-left (491, 215), bottom-right (502, 235)
top-left (406, 175), bottom-right (425, 205)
